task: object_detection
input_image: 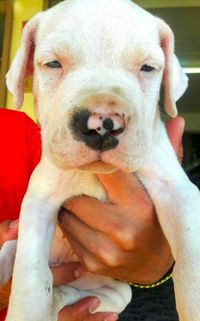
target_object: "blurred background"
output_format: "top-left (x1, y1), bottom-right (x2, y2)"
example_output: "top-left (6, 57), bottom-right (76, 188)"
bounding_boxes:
top-left (0, 0), bottom-right (199, 184)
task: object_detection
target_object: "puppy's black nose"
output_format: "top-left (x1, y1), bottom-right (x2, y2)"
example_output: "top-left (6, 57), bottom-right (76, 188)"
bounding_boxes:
top-left (70, 109), bottom-right (125, 152)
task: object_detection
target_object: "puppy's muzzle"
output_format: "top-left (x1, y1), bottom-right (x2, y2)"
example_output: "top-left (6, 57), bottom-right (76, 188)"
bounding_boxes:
top-left (70, 109), bottom-right (125, 152)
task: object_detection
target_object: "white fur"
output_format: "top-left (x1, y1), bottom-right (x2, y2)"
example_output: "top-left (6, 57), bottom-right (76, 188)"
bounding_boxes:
top-left (1, 0), bottom-right (199, 320)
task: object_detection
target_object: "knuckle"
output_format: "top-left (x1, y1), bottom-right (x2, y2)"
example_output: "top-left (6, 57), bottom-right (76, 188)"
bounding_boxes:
top-left (104, 253), bottom-right (121, 268)
top-left (65, 196), bottom-right (79, 213)
top-left (65, 195), bottom-right (87, 213)
top-left (98, 246), bottom-right (115, 267)
top-left (119, 233), bottom-right (136, 251)
top-left (112, 221), bottom-right (125, 240)
top-left (83, 257), bottom-right (99, 273)
top-left (83, 245), bottom-right (119, 268)
top-left (113, 223), bottom-right (135, 251)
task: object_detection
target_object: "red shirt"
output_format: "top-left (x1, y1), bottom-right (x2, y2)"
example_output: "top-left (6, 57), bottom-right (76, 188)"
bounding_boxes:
top-left (0, 109), bottom-right (41, 319)
top-left (0, 109), bottom-right (41, 222)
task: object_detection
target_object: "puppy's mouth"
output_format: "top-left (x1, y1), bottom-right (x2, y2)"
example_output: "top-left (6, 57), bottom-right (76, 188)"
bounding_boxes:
top-left (49, 145), bottom-right (119, 172)
top-left (79, 160), bottom-right (116, 173)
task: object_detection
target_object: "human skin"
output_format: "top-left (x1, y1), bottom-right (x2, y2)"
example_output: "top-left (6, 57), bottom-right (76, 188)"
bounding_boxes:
top-left (0, 117), bottom-right (184, 321)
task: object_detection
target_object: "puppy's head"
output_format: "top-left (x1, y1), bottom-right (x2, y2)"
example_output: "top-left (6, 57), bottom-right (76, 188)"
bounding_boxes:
top-left (6, 0), bottom-right (188, 172)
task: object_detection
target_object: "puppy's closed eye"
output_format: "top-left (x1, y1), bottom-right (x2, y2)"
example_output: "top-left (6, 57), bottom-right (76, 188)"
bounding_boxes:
top-left (140, 64), bottom-right (155, 72)
top-left (45, 60), bottom-right (62, 68)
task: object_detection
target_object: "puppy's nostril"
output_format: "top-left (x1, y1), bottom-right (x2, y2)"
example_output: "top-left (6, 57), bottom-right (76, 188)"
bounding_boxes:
top-left (70, 109), bottom-right (124, 152)
top-left (103, 118), bottom-right (114, 131)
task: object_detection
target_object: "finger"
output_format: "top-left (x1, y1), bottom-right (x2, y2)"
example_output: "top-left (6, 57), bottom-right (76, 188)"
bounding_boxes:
top-left (63, 179), bottom-right (149, 232)
top-left (97, 170), bottom-right (149, 205)
top-left (62, 199), bottom-right (124, 234)
top-left (0, 220), bottom-right (18, 244)
top-left (85, 312), bottom-right (118, 321)
top-left (60, 209), bottom-right (133, 253)
top-left (58, 297), bottom-right (99, 321)
top-left (58, 297), bottom-right (118, 321)
top-left (52, 262), bottom-right (83, 286)
top-left (62, 229), bottom-right (108, 272)
top-left (166, 117), bottom-right (185, 153)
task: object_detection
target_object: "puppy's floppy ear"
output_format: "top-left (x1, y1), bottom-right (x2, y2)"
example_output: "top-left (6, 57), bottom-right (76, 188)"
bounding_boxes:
top-left (6, 13), bottom-right (42, 109)
top-left (157, 18), bottom-right (188, 118)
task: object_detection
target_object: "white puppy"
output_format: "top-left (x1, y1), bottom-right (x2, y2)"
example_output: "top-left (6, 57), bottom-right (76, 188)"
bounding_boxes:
top-left (0, 0), bottom-right (200, 320)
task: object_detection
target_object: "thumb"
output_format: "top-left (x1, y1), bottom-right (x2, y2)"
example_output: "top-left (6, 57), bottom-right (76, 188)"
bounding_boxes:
top-left (58, 297), bottom-right (118, 321)
top-left (97, 170), bottom-right (145, 205)
top-left (58, 297), bottom-right (100, 320)
top-left (0, 220), bottom-right (18, 244)
top-left (52, 262), bottom-right (84, 286)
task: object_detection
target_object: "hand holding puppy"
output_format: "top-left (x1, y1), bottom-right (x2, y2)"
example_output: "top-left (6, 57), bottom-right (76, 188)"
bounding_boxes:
top-left (60, 117), bottom-right (185, 284)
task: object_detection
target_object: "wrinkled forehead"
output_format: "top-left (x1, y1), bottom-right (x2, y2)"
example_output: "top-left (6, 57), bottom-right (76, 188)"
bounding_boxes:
top-left (35, 33), bottom-right (164, 69)
top-left (35, 4), bottom-right (162, 67)
top-left (36, 0), bottom-right (159, 49)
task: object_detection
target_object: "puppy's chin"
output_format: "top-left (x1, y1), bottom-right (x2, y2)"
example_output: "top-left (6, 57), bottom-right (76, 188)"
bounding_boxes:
top-left (79, 161), bottom-right (117, 173)
top-left (48, 150), bottom-right (116, 173)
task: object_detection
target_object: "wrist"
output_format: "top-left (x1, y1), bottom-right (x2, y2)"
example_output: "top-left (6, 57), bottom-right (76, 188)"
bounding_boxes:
top-left (128, 262), bottom-right (175, 289)
top-left (128, 243), bottom-right (174, 285)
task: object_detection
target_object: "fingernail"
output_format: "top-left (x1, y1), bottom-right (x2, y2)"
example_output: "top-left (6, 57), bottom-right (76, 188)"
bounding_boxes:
top-left (74, 266), bottom-right (85, 278)
top-left (88, 298), bottom-right (100, 313)
top-left (9, 220), bottom-right (18, 229)
top-left (104, 313), bottom-right (118, 321)
top-left (74, 269), bottom-right (80, 278)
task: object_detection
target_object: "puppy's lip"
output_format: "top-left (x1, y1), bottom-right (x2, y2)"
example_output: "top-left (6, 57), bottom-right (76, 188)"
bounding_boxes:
top-left (49, 262), bottom-right (66, 268)
top-left (79, 160), bottom-right (116, 173)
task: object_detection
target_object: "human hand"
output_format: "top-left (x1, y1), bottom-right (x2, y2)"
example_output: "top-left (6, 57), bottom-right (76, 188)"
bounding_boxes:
top-left (59, 117), bottom-right (184, 284)
top-left (54, 265), bottom-right (118, 321)
top-left (0, 221), bottom-right (117, 321)
top-left (0, 220), bottom-right (18, 245)
top-left (58, 297), bottom-right (118, 321)
top-left (0, 220), bottom-right (18, 308)
top-left (0, 220), bottom-right (80, 284)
